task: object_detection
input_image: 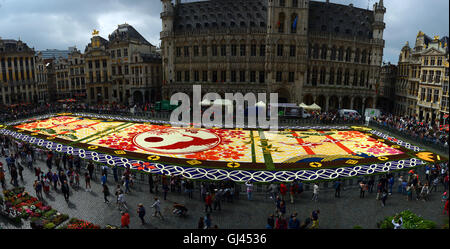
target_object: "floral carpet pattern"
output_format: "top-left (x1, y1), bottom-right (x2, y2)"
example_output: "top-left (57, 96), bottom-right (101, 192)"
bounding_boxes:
top-left (1, 113), bottom-right (447, 183)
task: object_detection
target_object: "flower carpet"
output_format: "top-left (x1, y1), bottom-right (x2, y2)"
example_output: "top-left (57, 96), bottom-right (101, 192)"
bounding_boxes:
top-left (0, 113), bottom-right (447, 183)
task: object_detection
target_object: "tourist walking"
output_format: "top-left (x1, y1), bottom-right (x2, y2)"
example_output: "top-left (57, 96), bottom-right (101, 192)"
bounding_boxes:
top-left (289, 182), bottom-right (297, 203)
top-left (359, 181), bottom-right (367, 198)
top-left (334, 180), bottom-right (341, 198)
top-left (279, 183), bottom-right (287, 201)
top-left (381, 190), bottom-right (388, 207)
top-left (34, 180), bottom-right (43, 200)
top-left (444, 199), bottom-right (449, 216)
top-left (245, 180), bottom-right (253, 201)
top-left (101, 173), bottom-right (107, 186)
top-left (213, 189), bottom-right (222, 211)
top-left (205, 192), bottom-right (213, 213)
top-left (406, 184), bottom-right (413, 201)
top-left (61, 180), bottom-right (70, 202)
top-left (151, 197), bottom-right (164, 219)
top-left (9, 165), bottom-right (18, 187)
top-left (87, 161), bottom-right (94, 180)
top-left (312, 183), bottom-right (319, 202)
top-left (121, 211), bottom-right (130, 229)
top-left (310, 210), bottom-right (320, 229)
top-left (420, 183), bottom-right (429, 201)
top-left (117, 191), bottom-right (128, 210)
top-left (102, 184), bottom-right (110, 204)
top-left (52, 172), bottom-right (59, 191)
top-left (17, 163), bottom-right (24, 182)
top-left (137, 203), bottom-right (146, 225)
top-left (84, 172), bottom-right (91, 191)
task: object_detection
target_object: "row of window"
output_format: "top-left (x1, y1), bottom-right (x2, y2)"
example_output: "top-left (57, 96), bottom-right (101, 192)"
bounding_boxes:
top-left (309, 45), bottom-right (371, 64)
top-left (0, 69), bottom-right (35, 82)
top-left (307, 67), bottom-right (370, 87)
top-left (176, 70), bottom-right (269, 83)
top-left (422, 70), bottom-right (443, 84)
top-left (176, 44), bottom-right (268, 57)
top-left (423, 56), bottom-right (444, 66)
top-left (420, 88), bottom-right (440, 103)
top-left (0, 57), bottom-right (34, 69)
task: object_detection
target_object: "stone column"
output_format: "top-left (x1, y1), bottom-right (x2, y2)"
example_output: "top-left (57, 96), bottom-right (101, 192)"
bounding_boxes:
top-left (339, 96), bottom-right (343, 109)
top-left (325, 95), bottom-right (330, 112)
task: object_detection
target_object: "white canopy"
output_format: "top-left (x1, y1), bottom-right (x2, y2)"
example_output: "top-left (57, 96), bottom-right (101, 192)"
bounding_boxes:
top-left (307, 103), bottom-right (321, 111)
top-left (299, 103), bottom-right (309, 108)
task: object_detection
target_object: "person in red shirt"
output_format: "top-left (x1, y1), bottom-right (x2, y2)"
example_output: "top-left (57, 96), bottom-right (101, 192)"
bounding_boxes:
top-left (121, 211), bottom-right (130, 229)
top-left (279, 183), bottom-right (287, 201)
top-left (444, 199), bottom-right (449, 216)
top-left (275, 215), bottom-right (287, 229)
top-left (205, 192), bottom-right (213, 213)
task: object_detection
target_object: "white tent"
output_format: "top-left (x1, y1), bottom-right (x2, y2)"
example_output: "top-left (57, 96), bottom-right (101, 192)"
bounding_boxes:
top-left (299, 103), bottom-right (309, 108)
top-left (307, 103), bottom-right (321, 111)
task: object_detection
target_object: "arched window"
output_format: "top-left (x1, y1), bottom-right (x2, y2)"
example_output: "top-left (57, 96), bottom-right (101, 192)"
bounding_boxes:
top-left (312, 67), bottom-right (318, 86)
top-left (313, 44), bottom-right (319, 59)
top-left (361, 50), bottom-right (367, 64)
top-left (329, 68), bottom-right (335, 85)
top-left (354, 48), bottom-right (360, 63)
top-left (278, 12), bottom-right (286, 33)
top-left (319, 67), bottom-right (326, 85)
top-left (321, 25), bottom-right (327, 31)
top-left (353, 69), bottom-right (358, 86)
top-left (320, 44), bottom-right (327, 60)
top-left (360, 70), bottom-right (365, 86)
top-left (344, 69), bottom-right (350, 85)
top-left (336, 68), bottom-right (342, 85)
top-left (240, 21), bottom-right (246, 27)
top-left (345, 47), bottom-right (351, 62)
top-left (338, 47), bottom-right (344, 61)
top-left (291, 13), bottom-right (298, 33)
top-left (331, 46), bottom-right (336, 60)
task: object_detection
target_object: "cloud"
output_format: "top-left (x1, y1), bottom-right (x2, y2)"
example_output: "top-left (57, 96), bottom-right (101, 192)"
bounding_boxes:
top-left (0, 0), bottom-right (448, 65)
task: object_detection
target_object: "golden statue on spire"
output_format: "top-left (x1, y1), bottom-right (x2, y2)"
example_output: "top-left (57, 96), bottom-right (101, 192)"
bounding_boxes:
top-left (434, 35), bottom-right (440, 41)
top-left (92, 29), bottom-right (100, 36)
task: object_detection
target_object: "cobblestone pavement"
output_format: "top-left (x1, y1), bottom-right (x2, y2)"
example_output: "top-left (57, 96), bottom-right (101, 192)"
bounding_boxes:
top-left (1, 155), bottom-right (448, 229)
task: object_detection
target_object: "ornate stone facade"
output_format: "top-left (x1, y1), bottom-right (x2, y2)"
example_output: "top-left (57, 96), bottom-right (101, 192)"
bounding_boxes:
top-left (160, 0), bottom-right (386, 113)
top-left (395, 31), bottom-right (449, 123)
top-left (0, 39), bottom-right (41, 105)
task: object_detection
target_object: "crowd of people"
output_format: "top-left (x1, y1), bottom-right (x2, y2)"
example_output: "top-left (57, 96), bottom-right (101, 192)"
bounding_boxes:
top-left (372, 114), bottom-right (449, 149)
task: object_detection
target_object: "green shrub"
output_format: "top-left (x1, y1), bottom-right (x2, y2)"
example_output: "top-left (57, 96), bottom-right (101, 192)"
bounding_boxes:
top-left (379, 210), bottom-right (436, 229)
top-left (44, 222), bottom-right (56, 229)
top-left (353, 225), bottom-right (363, 229)
top-left (43, 209), bottom-right (57, 219)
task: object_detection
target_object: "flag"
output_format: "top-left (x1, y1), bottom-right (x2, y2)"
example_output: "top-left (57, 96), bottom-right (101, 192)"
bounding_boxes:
top-left (277, 20), bottom-right (280, 28)
top-left (292, 16), bottom-right (298, 29)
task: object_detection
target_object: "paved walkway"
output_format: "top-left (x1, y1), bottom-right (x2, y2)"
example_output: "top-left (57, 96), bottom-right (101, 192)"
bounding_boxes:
top-left (1, 155), bottom-right (448, 230)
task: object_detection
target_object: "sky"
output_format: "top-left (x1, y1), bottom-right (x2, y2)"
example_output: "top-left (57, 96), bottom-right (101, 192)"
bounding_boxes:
top-left (0, 0), bottom-right (448, 64)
